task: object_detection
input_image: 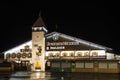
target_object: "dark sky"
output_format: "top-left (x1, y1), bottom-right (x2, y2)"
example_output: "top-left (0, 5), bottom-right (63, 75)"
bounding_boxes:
top-left (0, 1), bottom-right (120, 54)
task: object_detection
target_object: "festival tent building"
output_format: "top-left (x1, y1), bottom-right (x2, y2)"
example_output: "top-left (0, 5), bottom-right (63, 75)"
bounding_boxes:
top-left (3, 16), bottom-right (120, 73)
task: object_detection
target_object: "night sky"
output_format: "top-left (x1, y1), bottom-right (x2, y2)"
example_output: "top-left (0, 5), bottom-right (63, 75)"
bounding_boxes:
top-left (0, 1), bottom-right (120, 54)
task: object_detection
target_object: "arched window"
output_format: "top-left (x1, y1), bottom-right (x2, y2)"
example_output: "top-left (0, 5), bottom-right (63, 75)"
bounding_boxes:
top-left (48, 53), bottom-right (53, 57)
top-left (11, 53), bottom-right (16, 58)
top-left (55, 53), bottom-right (60, 57)
top-left (70, 52), bottom-right (74, 57)
top-left (92, 52), bottom-right (98, 56)
top-left (22, 53), bottom-right (26, 58)
top-left (17, 53), bottom-right (21, 58)
top-left (6, 53), bottom-right (11, 59)
top-left (27, 53), bottom-right (32, 58)
top-left (77, 52), bottom-right (82, 57)
top-left (62, 53), bottom-right (67, 57)
top-left (84, 52), bottom-right (89, 56)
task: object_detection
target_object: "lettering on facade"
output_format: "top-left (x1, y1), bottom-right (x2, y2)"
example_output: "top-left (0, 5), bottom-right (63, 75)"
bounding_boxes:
top-left (46, 42), bottom-right (80, 50)
top-left (47, 42), bottom-right (80, 46)
top-left (46, 46), bottom-right (65, 50)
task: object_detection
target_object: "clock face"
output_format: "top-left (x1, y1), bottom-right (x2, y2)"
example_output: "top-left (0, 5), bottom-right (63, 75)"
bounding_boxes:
top-left (33, 35), bottom-right (40, 42)
top-left (32, 32), bottom-right (41, 42)
top-left (53, 34), bottom-right (59, 41)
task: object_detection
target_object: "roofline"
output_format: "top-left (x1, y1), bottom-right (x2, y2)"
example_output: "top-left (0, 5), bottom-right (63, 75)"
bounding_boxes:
top-left (3, 31), bottom-right (113, 54)
top-left (3, 40), bottom-right (32, 53)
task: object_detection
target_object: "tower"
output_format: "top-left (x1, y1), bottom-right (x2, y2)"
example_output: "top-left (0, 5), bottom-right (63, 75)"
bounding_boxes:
top-left (32, 16), bottom-right (47, 71)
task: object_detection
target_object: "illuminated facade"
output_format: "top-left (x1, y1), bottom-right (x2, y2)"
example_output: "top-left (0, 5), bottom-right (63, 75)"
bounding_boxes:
top-left (3, 16), bottom-right (120, 73)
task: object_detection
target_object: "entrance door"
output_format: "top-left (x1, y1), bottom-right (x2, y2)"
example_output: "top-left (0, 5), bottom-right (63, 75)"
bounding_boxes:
top-left (45, 61), bottom-right (51, 71)
top-left (21, 61), bottom-right (30, 70)
top-left (35, 61), bottom-right (41, 70)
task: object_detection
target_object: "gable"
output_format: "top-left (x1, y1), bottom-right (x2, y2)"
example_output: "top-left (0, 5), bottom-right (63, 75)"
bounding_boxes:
top-left (4, 40), bottom-right (32, 54)
top-left (45, 32), bottom-right (112, 51)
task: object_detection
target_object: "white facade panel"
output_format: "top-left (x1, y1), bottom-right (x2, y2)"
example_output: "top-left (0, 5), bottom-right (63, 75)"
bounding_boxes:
top-left (61, 62), bottom-right (71, 68)
top-left (108, 62), bottom-right (118, 69)
top-left (76, 62), bottom-right (84, 68)
top-left (85, 62), bottom-right (93, 68)
top-left (106, 53), bottom-right (114, 59)
top-left (99, 62), bottom-right (107, 68)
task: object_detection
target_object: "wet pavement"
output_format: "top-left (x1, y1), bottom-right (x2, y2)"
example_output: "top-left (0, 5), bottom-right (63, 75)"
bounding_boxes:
top-left (0, 71), bottom-right (120, 80)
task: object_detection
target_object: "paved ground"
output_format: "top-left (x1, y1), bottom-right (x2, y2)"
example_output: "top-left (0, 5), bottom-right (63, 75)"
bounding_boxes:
top-left (0, 71), bottom-right (120, 80)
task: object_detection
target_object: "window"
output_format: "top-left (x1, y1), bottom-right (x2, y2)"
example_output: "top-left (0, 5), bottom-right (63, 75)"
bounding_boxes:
top-left (92, 52), bottom-right (98, 56)
top-left (77, 52), bottom-right (82, 57)
top-left (11, 53), bottom-right (16, 58)
top-left (17, 53), bottom-right (21, 58)
top-left (70, 53), bottom-right (74, 57)
top-left (6, 53), bottom-right (11, 58)
top-left (84, 52), bottom-right (89, 56)
top-left (27, 53), bottom-right (32, 58)
top-left (48, 53), bottom-right (54, 57)
top-left (22, 53), bottom-right (26, 58)
top-left (55, 53), bottom-right (60, 57)
top-left (62, 53), bottom-right (67, 57)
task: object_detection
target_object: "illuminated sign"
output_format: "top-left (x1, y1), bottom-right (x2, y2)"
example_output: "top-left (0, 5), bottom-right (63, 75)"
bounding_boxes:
top-left (46, 41), bottom-right (81, 50)
top-left (46, 46), bottom-right (65, 50)
top-left (45, 33), bottom-right (108, 51)
top-left (47, 42), bottom-right (80, 46)
top-left (46, 41), bottom-right (96, 51)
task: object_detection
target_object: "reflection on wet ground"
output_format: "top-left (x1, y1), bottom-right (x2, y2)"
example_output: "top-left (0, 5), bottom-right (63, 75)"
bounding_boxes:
top-left (0, 71), bottom-right (120, 80)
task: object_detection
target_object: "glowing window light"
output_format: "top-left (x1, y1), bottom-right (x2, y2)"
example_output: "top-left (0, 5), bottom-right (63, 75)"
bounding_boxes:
top-left (55, 53), bottom-right (60, 57)
top-left (76, 52), bottom-right (82, 57)
top-left (62, 53), bottom-right (67, 57)
top-left (91, 52), bottom-right (98, 56)
top-left (32, 27), bottom-right (48, 33)
top-left (35, 61), bottom-right (41, 69)
top-left (89, 50), bottom-right (105, 56)
top-left (61, 51), bottom-right (74, 56)
top-left (48, 53), bottom-right (54, 57)
top-left (45, 51), bottom-right (60, 57)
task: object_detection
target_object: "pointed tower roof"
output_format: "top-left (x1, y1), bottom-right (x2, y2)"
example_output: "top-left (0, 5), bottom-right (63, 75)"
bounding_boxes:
top-left (32, 16), bottom-right (48, 33)
top-left (33, 16), bottom-right (46, 27)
